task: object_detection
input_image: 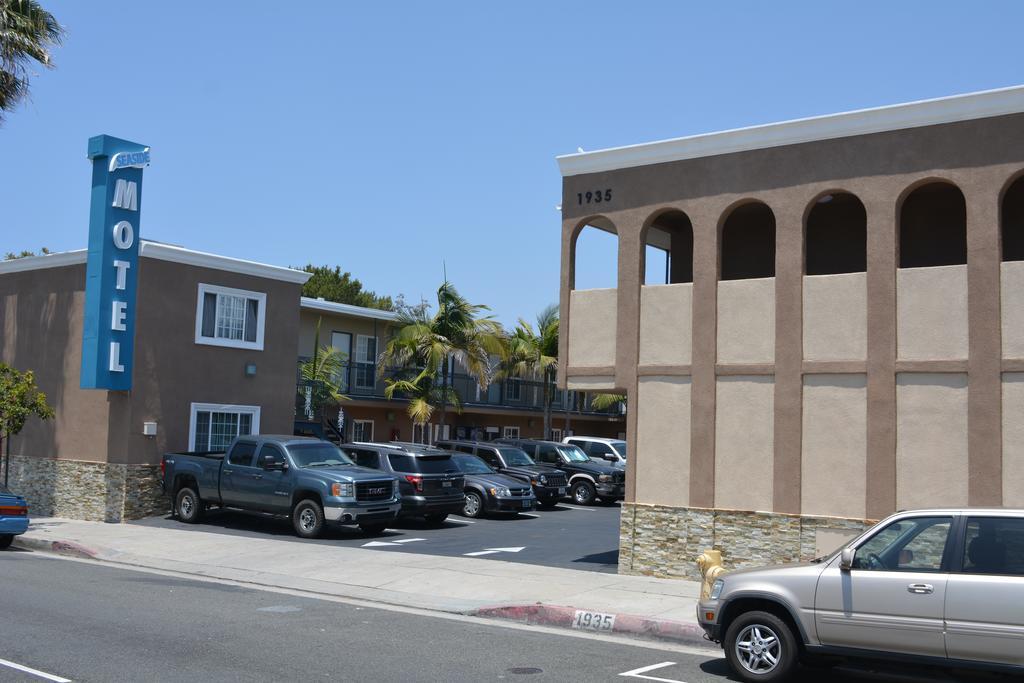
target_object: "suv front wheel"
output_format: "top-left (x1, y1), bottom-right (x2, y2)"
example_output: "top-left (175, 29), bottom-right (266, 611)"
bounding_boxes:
top-left (724, 610), bottom-right (797, 683)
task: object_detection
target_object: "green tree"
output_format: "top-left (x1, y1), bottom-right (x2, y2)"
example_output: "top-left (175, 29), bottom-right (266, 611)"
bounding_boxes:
top-left (5, 247), bottom-right (50, 260)
top-left (589, 393), bottom-right (626, 411)
top-left (0, 0), bottom-right (64, 121)
top-left (298, 265), bottom-right (393, 310)
top-left (0, 363), bottom-right (54, 485)
top-left (297, 318), bottom-right (349, 434)
top-left (380, 281), bottom-right (502, 435)
top-left (500, 304), bottom-right (559, 439)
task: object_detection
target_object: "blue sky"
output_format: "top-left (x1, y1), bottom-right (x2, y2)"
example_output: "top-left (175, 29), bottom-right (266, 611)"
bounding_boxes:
top-left (3, 1), bottom-right (1023, 326)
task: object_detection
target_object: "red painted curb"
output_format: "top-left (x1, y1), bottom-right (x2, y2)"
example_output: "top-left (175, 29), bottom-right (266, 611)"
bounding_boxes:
top-left (13, 536), bottom-right (99, 560)
top-left (472, 604), bottom-right (710, 646)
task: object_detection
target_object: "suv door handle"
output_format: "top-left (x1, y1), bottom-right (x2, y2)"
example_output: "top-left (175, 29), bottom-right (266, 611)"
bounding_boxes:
top-left (252, 473), bottom-right (263, 480)
top-left (223, 469), bottom-right (233, 475)
top-left (908, 583), bottom-right (934, 594)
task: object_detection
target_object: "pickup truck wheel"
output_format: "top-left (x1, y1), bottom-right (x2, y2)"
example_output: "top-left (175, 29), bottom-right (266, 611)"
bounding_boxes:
top-left (571, 480), bottom-right (596, 505)
top-left (292, 499), bottom-right (325, 539)
top-left (724, 610), bottom-right (797, 683)
top-left (175, 487), bottom-right (205, 524)
top-left (424, 513), bottom-right (448, 525)
top-left (0, 534), bottom-right (13, 550)
top-left (462, 491), bottom-right (484, 518)
top-left (359, 523), bottom-right (388, 536)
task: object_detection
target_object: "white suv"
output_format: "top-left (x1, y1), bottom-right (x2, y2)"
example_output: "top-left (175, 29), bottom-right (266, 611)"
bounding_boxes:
top-left (562, 436), bottom-right (626, 468)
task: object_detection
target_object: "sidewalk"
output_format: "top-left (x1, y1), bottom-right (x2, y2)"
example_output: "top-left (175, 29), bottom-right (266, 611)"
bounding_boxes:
top-left (14, 517), bottom-right (708, 647)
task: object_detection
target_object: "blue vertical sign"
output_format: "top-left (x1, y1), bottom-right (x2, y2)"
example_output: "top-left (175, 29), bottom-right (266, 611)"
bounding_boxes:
top-left (80, 135), bottom-right (150, 391)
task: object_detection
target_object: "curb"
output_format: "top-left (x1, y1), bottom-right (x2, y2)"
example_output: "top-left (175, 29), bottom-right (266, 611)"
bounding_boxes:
top-left (471, 604), bottom-right (712, 647)
top-left (13, 535), bottom-right (100, 560)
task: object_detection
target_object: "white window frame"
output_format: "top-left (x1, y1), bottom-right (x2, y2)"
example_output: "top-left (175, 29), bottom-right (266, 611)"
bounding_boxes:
top-left (551, 428), bottom-right (563, 441)
top-left (502, 426), bottom-right (520, 439)
top-left (195, 283), bottom-right (267, 351)
top-left (352, 419), bottom-right (374, 442)
top-left (188, 402), bottom-right (261, 451)
top-left (354, 334), bottom-right (377, 390)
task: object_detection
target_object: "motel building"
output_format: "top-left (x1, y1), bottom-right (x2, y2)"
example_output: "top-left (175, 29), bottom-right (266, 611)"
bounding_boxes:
top-left (558, 85), bottom-right (1024, 579)
top-left (0, 138), bottom-right (624, 522)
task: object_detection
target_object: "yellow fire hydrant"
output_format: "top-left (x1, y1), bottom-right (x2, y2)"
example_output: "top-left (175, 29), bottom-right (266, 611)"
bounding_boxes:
top-left (697, 549), bottom-right (726, 600)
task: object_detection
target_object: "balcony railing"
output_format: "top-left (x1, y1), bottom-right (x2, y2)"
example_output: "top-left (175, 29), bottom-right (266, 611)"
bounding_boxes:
top-left (295, 359), bottom-right (622, 419)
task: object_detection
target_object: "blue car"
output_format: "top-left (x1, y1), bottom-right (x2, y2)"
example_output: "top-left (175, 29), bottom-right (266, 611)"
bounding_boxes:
top-left (0, 485), bottom-right (29, 549)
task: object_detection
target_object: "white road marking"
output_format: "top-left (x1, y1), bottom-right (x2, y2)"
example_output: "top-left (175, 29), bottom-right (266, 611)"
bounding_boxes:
top-left (463, 546), bottom-right (526, 557)
top-left (0, 657), bottom-right (72, 683)
top-left (619, 661), bottom-right (685, 682)
top-left (257, 605), bottom-right (302, 613)
top-left (486, 546), bottom-right (525, 553)
top-left (393, 538), bottom-right (426, 544)
top-left (361, 538), bottom-right (426, 547)
top-left (517, 513), bottom-right (539, 519)
top-left (446, 518), bottom-right (475, 524)
top-left (558, 504), bottom-right (596, 511)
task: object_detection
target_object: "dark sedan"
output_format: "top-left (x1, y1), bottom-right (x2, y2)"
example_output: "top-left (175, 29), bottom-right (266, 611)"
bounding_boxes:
top-left (449, 453), bottom-right (537, 518)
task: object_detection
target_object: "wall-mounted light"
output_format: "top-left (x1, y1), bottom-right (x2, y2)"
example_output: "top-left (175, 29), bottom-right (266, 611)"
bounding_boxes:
top-left (245, 363), bottom-right (257, 377)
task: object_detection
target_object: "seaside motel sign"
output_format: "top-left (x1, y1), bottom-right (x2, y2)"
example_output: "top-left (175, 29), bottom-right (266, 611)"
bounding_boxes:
top-left (80, 135), bottom-right (150, 391)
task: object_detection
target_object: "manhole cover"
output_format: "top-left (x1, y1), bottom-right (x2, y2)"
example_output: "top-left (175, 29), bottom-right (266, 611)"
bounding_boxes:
top-left (507, 667), bottom-right (543, 675)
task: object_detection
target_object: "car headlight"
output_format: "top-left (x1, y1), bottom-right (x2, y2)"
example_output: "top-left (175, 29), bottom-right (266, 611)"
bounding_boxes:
top-left (330, 482), bottom-right (354, 498)
top-left (539, 474), bottom-right (548, 484)
top-left (710, 579), bottom-right (725, 600)
top-left (598, 474), bottom-right (612, 483)
top-left (489, 486), bottom-right (512, 497)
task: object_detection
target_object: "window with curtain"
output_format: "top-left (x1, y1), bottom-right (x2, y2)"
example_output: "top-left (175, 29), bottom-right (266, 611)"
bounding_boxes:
top-left (195, 284), bottom-right (266, 350)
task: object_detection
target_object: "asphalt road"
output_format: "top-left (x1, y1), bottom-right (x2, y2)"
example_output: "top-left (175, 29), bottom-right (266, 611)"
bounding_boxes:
top-left (1, 552), bottom-right (1012, 683)
top-left (132, 500), bottom-right (622, 573)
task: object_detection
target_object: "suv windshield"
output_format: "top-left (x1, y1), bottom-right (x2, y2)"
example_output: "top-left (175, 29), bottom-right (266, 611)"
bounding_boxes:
top-left (388, 453), bottom-right (461, 474)
top-left (452, 454), bottom-right (494, 474)
top-left (612, 441), bottom-right (627, 459)
top-left (498, 448), bottom-right (534, 466)
top-left (289, 443), bottom-right (354, 468)
top-left (557, 445), bottom-right (590, 462)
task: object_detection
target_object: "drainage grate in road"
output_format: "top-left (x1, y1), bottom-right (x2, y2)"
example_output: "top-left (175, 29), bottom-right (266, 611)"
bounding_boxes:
top-left (506, 667), bottom-right (543, 675)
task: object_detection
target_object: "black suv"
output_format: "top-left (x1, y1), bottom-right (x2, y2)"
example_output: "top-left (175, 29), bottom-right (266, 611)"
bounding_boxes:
top-left (448, 453), bottom-right (537, 518)
top-left (340, 442), bottom-right (465, 524)
top-left (496, 438), bottom-right (624, 505)
top-left (436, 440), bottom-right (568, 508)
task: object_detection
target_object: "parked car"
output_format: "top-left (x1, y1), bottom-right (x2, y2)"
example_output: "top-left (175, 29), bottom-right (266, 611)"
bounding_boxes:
top-left (341, 442), bottom-right (465, 524)
top-left (562, 436), bottom-right (627, 469)
top-left (447, 452), bottom-right (537, 518)
top-left (161, 435), bottom-right (401, 539)
top-left (435, 440), bottom-right (568, 508)
top-left (698, 508), bottom-right (1024, 682)
top-left (495, 438), bottom-right (625, 505)
top-left (0, 485), bottom-right (29, 550)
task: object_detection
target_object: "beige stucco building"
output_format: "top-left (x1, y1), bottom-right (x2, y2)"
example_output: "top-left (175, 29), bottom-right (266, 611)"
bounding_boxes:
top-left (557, 85), bottom-right (1024, 579)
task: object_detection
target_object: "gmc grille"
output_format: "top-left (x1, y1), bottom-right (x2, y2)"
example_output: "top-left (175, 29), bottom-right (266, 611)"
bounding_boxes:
top-left (356, 481), bottom-right (394, 501)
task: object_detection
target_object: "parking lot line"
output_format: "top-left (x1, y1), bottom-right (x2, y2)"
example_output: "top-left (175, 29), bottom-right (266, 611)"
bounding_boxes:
top-left (618, 661), bottom-right (684, 682)
top-left (559, 504), bottom-right (597, 511)
top-left (446, 518), bottom-right (475, 524)
top-left (0, 657), bottom-right (72, 683)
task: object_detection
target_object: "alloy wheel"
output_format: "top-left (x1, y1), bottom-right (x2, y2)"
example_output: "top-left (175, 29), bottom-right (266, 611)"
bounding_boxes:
top-left (734, 624), bottom-right (781, 675)
top-left (464, 493), bottom-right (481, 517)
top-left (299, 508), bottom-right (316, 531)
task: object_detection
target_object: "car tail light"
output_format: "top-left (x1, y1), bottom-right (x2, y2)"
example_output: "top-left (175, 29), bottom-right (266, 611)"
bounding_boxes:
top-left (404, 475), bottom-right (423, 492)
top-left (160, 459), bottom-right (166, 477)
top-left (0, 505), bottom-right (27, 516)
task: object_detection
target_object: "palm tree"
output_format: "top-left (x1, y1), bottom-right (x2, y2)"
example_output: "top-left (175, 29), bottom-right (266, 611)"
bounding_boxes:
top-left (380, 281), bottom-right (502, 438)
top-left (1, 0), bottom-right (64, 120)
top-left (589, 393), bottom-right (626, 411)
top-left (501, 304), bottom-right (559, 439)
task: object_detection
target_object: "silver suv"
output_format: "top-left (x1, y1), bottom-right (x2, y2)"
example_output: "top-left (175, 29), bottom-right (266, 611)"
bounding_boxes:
top-left (698, 508), bottom-right (1024, 681)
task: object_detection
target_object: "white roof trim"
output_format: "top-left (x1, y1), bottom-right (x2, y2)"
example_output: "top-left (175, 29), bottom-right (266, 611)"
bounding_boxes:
top-left (139, 241), bottom-right (311, 283)
top-left (0, 249), bottom-right (87, 274)
top-left (301, 296), bottom-right (399, 322)
top-left (557, 84), bottom-right (1024, 177)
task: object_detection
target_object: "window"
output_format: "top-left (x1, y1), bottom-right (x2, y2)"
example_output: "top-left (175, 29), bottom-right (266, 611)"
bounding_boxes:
top-left (353, 419), bottom-right (374, 442)
top-left (355, 335), bottom-right (377, 389)
top-left (551, 428), bottom-right (563, 441)
top-left (344, 448), bottom-right (380, 469)
top-left (853, 516), bottom-right (952, 572)
top-left (502, 426), bottom-right (520, 439)
top-left (536, 444), bottom-right (561, 465)
top-left (190, 403), bottom-right (261, 451)
top-left (477, 449), bottom-right (501, 467)
top-left (195, 284), bottom-right (267, 350)
top-left (227, 441), bottom-right (256, 466)
top-left (258, 444), bottom-right (286, 469)
top-left (505, 380), bottom-right (523, 402)
top-left (962, 517), bottom-right (1024, 576)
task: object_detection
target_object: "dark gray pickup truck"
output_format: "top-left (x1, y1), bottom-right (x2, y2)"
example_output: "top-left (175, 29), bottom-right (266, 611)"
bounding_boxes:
top-left (161, 435), bottom-right (401, 538)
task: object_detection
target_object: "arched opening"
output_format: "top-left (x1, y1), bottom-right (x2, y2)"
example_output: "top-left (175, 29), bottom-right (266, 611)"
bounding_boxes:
top-left (805, 192), bottom-right (867, 275)
top-left (572, 217), bottom-right (618, 290)
top-left (1002, 174), bottom-right (1024, 262)
top-left (899, 182), bottom-right (967, 268)
top-left (720, 202), bottom-right (776, 280)
top-left (642, 209), bottom-right (693, 285)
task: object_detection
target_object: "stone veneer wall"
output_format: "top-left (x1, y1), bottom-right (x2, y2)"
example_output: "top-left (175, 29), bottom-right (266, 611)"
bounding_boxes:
top-left (3, 455), bottom-right (168, 522)
top-left (620, 502), bottom-right (873, 580)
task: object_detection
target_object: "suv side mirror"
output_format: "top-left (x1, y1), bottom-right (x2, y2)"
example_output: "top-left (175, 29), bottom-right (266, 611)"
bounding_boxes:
top-left (840, 547), bottom-right (855, 571)
top-left (602, 453), bottom-right (617, 462)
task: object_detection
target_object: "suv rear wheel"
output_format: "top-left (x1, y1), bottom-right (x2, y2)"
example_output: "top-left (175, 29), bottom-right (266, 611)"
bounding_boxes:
top-left (724, 610), bottom-right (797, 683)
